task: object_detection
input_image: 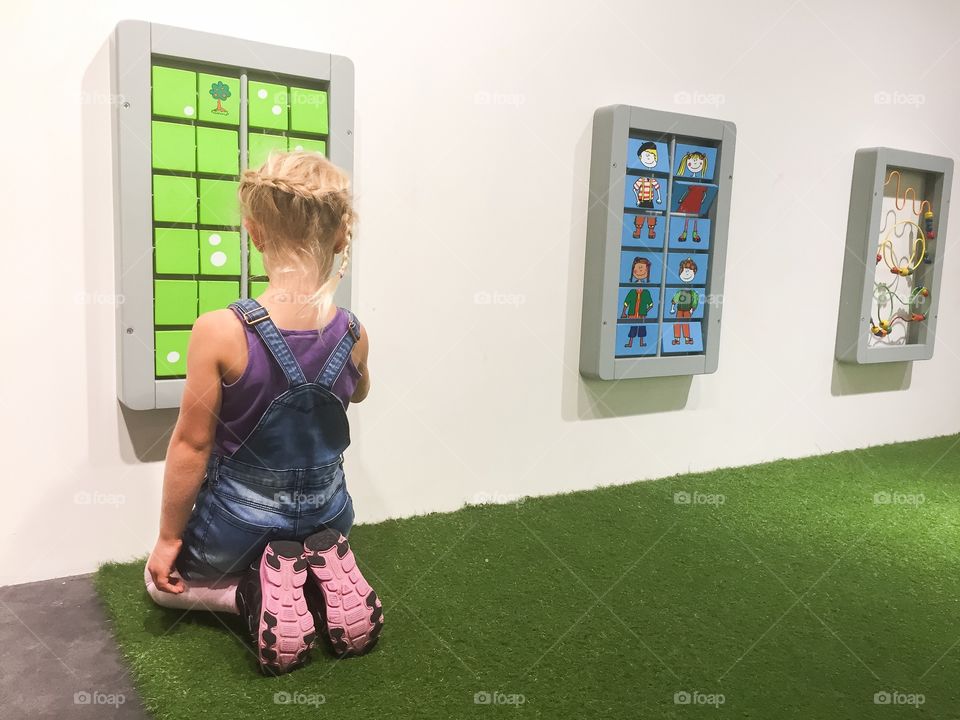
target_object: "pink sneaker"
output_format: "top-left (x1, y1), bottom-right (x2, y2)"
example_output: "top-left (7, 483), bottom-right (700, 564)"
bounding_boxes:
top-left (237, 540), bottom-right (316, 675)
top-left (303, 529), bottom-right (384, 656)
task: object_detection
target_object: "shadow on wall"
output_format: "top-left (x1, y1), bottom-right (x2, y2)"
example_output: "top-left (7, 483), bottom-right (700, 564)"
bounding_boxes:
top-left (559, 119), bottom-right (694, 420)
top-left (830, 360), bottom-right (912, 396)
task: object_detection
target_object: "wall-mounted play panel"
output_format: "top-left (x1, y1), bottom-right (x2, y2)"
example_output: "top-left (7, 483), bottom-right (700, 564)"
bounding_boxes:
top-left (108, 21), bottom-right (355, 409)
top-left (835, 148), bottom-right (953, 364)
top-left (580, 105), bottom-right (736, 380)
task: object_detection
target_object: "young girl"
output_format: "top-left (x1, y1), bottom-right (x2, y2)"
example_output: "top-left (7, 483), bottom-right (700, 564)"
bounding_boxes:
top-left (144, 151), bottom-right (383, 675)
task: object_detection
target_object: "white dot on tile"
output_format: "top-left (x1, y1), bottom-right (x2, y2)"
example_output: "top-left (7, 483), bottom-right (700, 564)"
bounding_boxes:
top-left (208, 233), bottom-right (222, 246)
top-left (272, 105), bottom-right (282, 115)
top-left (184, 106), bottom-right (194, 116)
top-left (257, 89), bottom-right (268, 99)
top-left (166, 351), bottom-right (180, 363)
top-left (210, 251), bottom-right (227, 267)
top-left (294, 145), bottom-right (303, 151)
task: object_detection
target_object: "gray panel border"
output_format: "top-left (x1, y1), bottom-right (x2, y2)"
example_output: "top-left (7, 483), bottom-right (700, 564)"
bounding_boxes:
top-left (110, 20), bottom-right (355, 409)
top-left (579, 104), bottom-right (737, 380)
top-left (835, 147), bottom-right (953, 364)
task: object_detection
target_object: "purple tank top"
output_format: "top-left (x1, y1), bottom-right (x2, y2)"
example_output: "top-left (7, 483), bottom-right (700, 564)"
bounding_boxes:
top-left (213, 306), bottom-right (361, 457)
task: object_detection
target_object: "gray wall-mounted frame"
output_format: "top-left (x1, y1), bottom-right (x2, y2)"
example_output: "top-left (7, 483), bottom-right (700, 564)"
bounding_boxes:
top-left (104, 20), bottom-right (355, 410)
top-left (579, 105), bottom-right (737, 380)
top-left (835, 148), bottom-right (953, 364)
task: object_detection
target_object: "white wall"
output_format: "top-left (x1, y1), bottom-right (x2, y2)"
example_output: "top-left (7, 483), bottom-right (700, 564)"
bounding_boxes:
top-left (3, 0), bottom-right (960, 585)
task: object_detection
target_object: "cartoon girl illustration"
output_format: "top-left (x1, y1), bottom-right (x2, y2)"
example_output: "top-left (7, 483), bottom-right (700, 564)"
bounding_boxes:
top-left (669, 257), bottom-right (699, 345)
top-left (633, 141), bottom-right (662, 210)
top-left (621, 257), bottom-right (654, 348)
top-left (676, 151), bottom-right (708, 178)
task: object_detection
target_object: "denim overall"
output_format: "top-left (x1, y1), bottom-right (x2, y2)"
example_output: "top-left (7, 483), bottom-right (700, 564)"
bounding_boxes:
top-left (177, 298), bottom-right (362, 580)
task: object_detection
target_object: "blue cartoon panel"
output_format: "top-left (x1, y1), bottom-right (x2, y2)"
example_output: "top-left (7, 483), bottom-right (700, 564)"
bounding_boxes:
top-left (661, 320), bottom-right (704, 353)
top-left (665, 252), bottom-right (708, 286)
top-left (624, 174), bottom-right (667, 212)
top-left (668, 217), bottom-right (711, 250)
top-left (626, 138), bottom-right (669, 174)
top-left (616, 321), bottom-right (659, 357)
top-left (674, 143), bottom-right (717, 182)
top-left (621, 213), bottom-right (666, 249)
top-left (670, 181), bottom-right (718, 216)
top-left (619, 251), bottom-right (663, 286)
top-left (617, 286), bottom-right (661, 325)
top-left (664, 286), bottom-right (705, 320)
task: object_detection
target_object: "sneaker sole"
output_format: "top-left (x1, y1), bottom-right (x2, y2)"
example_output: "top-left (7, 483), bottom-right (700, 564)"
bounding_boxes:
top-left (303, 529), bottom-right (383, 656)
top-left (256, 541), bottom-right (316, 674)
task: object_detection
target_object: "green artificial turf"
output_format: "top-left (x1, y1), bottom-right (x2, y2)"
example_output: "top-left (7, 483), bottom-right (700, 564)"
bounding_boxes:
top-left (96, 434), bottom-right (960, 719)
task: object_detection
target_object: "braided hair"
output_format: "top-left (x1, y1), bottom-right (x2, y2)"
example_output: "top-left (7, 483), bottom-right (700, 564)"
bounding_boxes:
top-left (239, 151), bottom-right (356, 331)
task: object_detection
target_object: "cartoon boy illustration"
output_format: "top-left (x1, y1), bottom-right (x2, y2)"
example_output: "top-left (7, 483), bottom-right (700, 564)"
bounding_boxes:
top-left (633, 141), bottom-right (662, 210)
top-left (669, 257), bottom-right (699, 345)
top-left (622, 257), bottom-right (654, 348)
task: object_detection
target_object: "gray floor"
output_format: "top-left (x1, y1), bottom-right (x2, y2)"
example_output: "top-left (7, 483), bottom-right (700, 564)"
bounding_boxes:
top-left (0, 574), bottom-right (148, 719)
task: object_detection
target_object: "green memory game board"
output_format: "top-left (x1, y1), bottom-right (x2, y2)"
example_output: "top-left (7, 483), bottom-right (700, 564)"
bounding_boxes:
top-left (100, 21), bottom-right (354, 410)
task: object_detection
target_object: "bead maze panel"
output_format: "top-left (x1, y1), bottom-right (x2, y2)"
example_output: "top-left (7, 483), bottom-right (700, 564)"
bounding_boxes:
top-left (835, 149), bottom-right (953, 364)
top-left (580, 105), bottom-right (736, 380)
top-left (104, 21), bottom-right (354, 409)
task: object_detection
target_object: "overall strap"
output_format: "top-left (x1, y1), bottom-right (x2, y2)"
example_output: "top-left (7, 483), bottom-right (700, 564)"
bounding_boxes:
top-left (315, 309), bottom-right (362, 389)
top-left (229, 298), bottom-right (307, 388)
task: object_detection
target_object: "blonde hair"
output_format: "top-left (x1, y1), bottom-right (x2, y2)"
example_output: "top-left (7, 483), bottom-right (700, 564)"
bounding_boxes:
top-left (239, 151), bottom-right (355, 331)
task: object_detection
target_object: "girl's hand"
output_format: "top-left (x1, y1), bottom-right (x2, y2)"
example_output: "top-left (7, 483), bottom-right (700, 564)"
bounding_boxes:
top-left (147, 537), bottom-right (185, 594)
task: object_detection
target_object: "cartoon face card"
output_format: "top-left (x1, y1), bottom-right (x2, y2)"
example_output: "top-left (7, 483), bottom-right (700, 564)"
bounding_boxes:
top-left (616, 321), bottom-right (660, 357)
top-left (670, 181), bottom-right (718, 216)
top-left (619, 251), bottom-right (663, 286)
top-left (665, 253), bottom-right (708, 286)
top-left (674, 143), bottom-right (717, 181)
top-left (668, 217), bottom-right (711, 250)
top-left (626, 138), bottom-right (669, 174)
top-left (621, 213), bottom-right (666, 249)
top-left (661, 320), bottom-right (704, 353)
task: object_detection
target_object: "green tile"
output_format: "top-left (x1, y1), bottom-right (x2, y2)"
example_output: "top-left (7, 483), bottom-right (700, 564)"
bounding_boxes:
top-left (152, 66), bottom-right (197, 120)
top-left (199, 179), bottom-right (240, 226)
top-left (248, 133), bottom-right (287, 169)
top-left (288, 136), bottom-right (326, 155)
top-left (196, 126), bottom-right (239, 175)
top-left (289, 87), bottom-right (328, 134)
top-left (248, 81), bottom-right (288, 130)
top-left (151, 121), bottom-right (195, 171)
top-left (154, 280), bottom-right (198, 325)
top-left (155, 228), bottom-right (199, 275)
top-left (153, 175), bottom-right (198, 223)
top-left (198, 280), bottom-right (240, 314)
top-left (197, 73), bottom-right (240, 126)
top-left (155, 330), bottom-right (191, 377)
top-left (249, 241), bottom-right (266, 277)
top-left (199, 230), bottom-right (241, 275)
top-left (250, 280), bottom-right (270, 298)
